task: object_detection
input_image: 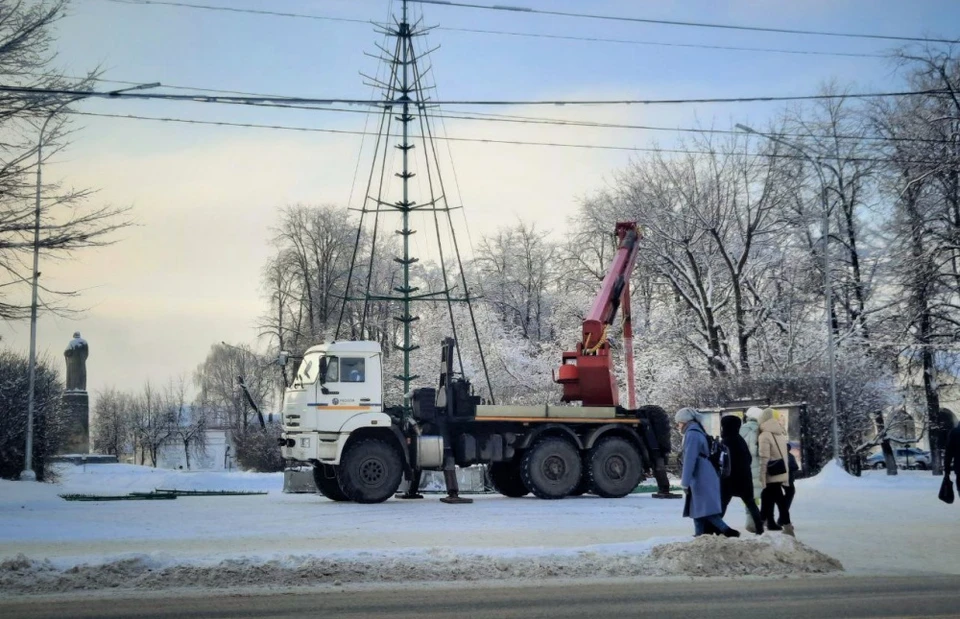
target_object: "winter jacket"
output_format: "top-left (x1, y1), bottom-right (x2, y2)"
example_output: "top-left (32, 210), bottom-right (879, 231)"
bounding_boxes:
top-left (759, 414), bottom-right (790, 487)
top-left (680, 422), bottom-right (722, 519)
top-left (720, 415), bottom-right (754, 499)
top-left (739, 417), bottom-right (762, 495)
top-left (946, 425), bottom-right (960, 476)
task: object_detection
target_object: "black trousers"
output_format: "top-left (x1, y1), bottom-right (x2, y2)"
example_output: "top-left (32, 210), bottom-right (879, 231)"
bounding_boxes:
top-left (722, 488), bottom-right (763, 531)
top-left (780, 483), bottom-right (796, 524)
top-left (761, 483), bottom-right (791, 526)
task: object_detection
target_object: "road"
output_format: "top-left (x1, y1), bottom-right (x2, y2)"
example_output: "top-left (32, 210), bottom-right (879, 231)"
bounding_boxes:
top-left (3, 576), bottom-right (959, 619)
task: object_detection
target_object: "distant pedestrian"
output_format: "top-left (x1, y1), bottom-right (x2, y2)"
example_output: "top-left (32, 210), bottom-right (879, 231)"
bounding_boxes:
top-left (719, 415), bottom-right (764, 535)
top-left (676, 407), bottom-right (740, 538)
top-left (739, 407), bottom-right (764, 533)
top-left (758, 408), bottom-right (793, 536)
top-left (945, 424), bottom-right (960, 495)
top-left (781, 441), bottom-right (801, 521)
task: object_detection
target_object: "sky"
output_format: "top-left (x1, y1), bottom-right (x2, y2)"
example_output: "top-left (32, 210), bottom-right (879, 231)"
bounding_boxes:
top-left (2, 0), bottom-right (960, 400)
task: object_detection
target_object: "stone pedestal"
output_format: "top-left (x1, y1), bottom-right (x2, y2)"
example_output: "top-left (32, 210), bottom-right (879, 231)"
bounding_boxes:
top-left (60, 391), bottom-right (90, 455)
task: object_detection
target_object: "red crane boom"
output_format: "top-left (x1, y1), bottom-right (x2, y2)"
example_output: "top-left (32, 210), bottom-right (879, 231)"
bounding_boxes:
top-left (554, 221), bottom-right (641, 408)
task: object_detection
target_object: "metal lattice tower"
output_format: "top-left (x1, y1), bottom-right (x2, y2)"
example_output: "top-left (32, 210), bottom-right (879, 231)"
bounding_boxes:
top-left (336, 0), bottom-right (494, 415)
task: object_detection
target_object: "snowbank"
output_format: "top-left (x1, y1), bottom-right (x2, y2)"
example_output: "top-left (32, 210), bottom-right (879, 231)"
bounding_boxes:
top-left (0, 535), bottom-right (842, 595)
top-left (2, 459), bottom-right (957, 597)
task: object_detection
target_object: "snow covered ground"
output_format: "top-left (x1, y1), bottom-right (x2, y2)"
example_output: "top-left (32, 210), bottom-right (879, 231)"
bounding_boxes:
top-left (0, 462), bottom-right (956, 594)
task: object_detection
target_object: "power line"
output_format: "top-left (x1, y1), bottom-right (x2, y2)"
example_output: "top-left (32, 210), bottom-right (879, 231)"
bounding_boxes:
top-left (439, 26), bottom-right (887, 59)
top-left (101, 0), bottom-right (369, 23)
top-left (18, 76), bottom-right (959, 145)
top-left (97, 0), bottom-right (888, 59)
top-left (410, 0), bottom-right (960, 45)
top-left (68, 111), bottom-right (953, 165)
top-left (2, 84), bottom-right (951, 107)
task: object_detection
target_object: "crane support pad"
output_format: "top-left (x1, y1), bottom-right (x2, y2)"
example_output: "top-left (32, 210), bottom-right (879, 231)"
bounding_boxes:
top-left (475, 404), bottom-right (620, 420)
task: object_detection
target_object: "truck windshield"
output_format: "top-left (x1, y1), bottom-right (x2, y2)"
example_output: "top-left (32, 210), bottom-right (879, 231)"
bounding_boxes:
top-left (296, 353), bottom-right (322, 385)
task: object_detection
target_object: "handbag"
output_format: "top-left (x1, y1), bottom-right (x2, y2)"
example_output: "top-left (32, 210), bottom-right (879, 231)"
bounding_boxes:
top-left (766, 437), bottom-right (788, 476)
top-left (939, 474), bottom-right (955, 505)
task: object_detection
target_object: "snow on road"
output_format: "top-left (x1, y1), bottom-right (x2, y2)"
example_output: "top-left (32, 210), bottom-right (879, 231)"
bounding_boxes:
top-left (0, 462), bottom-right (955, 594)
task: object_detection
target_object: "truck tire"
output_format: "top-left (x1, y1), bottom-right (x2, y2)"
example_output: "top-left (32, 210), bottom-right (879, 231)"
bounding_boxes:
top-left (489, 461), bottom-right (529, 498)
top-left (521, 436), bottom-right (581, 500)
top-left (337, 438), bottom-right (403, 504)
top-left (587, 436), bottom-right (642, 498)
top-left (313, 464), bottom-right (350, 502)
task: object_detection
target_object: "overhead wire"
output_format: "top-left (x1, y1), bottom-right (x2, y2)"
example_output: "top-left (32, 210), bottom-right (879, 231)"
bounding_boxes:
top-left (408, 0), bottom-right (960, 45)
top-left (95, 0), bottom-right (891, 59)
top-left (2, 84), bottom-right (952, 106)
top-left (68, 111), bottom-right (955, 166)
top-left (29, 73), bottom-right (958, 146)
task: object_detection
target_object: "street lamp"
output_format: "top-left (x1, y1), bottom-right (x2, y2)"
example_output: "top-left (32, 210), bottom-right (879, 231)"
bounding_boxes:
top-left (735, 123), bottom-right (840, 464)
top-left (20, 82), bottom-right (160, 481)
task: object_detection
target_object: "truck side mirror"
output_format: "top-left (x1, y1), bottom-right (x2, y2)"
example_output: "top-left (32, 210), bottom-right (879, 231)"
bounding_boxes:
top-left (318, 357), bottom-right (328, 385)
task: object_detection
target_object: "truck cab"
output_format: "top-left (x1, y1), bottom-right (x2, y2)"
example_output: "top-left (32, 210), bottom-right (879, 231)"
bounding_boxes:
top-left (280, 341), bottom-right (391, 466)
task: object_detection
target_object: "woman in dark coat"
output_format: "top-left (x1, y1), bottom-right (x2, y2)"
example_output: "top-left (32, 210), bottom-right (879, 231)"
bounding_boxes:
top-left (719, 415), bottom-right (764, 535)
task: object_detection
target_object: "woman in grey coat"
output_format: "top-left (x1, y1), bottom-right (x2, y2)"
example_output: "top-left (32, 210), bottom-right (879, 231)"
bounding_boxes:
top-left (677, 407), bottom-right (740, 538)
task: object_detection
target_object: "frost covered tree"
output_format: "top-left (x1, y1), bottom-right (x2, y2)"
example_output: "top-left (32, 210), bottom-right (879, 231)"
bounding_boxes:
top-left (0, 348), bottom-right (64, 479)
top-left (91, 387), bottom-right (133, 458)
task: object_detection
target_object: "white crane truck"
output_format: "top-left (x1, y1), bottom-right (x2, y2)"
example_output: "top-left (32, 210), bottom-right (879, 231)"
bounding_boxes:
top-left (279, 222), bottom-right (672, 503)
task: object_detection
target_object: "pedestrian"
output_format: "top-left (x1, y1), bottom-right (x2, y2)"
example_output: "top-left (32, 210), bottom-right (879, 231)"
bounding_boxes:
top-left (676, 407), bottom-right (740, 538)
top-left (781, 441), bottom-right (801, 521)
top-left (945, 423), bottom-right (960, 494)
top-left (758, 408), bottom-right (794, 536)
top-left (739, 407), bottom-right (764, 533)
top-left (719, 414), bottom-right (764, 535)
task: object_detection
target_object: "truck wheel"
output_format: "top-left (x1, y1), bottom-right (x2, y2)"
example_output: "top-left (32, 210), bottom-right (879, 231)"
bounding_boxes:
top-left (313, 464), bottom-right (350, 502)
top-left (588, 436), bottom-right (642, 498)
top-left (337, 438), bottom-right (403, 504)
top-left (521, 436), bottom-right (581, 500)
top-left (489, 461), bottom-right (529, 498)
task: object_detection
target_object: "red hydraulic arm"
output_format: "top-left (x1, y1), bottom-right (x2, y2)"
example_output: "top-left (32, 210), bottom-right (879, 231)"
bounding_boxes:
top-left (554, 221), bottom-right (641, 408)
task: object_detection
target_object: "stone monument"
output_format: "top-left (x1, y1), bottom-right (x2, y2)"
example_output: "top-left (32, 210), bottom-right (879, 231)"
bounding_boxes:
top-left (61, 332), bottom-right (90, 454)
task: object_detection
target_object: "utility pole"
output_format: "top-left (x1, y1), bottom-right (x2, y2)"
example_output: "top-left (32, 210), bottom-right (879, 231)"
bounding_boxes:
top-left (21, 82), bottom-right (159, 481)
top-left (736, 123), bottom-right (840, 464)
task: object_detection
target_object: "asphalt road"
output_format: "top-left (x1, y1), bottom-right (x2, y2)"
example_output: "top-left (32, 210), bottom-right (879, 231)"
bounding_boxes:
top-left (2, 576), bottom-right (959, 619)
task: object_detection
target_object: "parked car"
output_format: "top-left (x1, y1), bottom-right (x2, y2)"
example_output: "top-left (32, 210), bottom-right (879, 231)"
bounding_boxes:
top-left (865, 448), bottom-right (931, 470)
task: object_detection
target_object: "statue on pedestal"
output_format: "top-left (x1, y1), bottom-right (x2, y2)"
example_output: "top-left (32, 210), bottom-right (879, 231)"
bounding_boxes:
top-left (64, 331), bottom-right (89, 392)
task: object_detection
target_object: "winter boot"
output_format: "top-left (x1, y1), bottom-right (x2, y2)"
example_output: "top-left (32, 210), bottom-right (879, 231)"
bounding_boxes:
top-left (765, 519), bottom-right (783, 532)
top-left (722, 527), bottom-right (741, 538)
top-left (744, 520), bottom-right (756, 534)
top-left (781, 524), bottom-right (795, 537)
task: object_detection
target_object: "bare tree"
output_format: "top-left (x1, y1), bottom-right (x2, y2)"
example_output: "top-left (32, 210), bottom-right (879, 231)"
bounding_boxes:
top-left (129, 382), bottom-right (172, 467)
top-left (0, 0), bottom-right (129, 319)
top-left (164, 377), bottom-right (206, 470)
top-left (91, 387), bottom-right (132, 458)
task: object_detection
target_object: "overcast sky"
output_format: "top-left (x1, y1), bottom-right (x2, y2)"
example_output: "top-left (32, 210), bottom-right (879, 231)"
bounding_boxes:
top-left (2, 0), bottom-right (959, 400)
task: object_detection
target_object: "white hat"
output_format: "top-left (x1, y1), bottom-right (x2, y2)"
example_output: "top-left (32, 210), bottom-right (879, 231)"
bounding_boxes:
top-left (745, 407), bottom-right (764, 420)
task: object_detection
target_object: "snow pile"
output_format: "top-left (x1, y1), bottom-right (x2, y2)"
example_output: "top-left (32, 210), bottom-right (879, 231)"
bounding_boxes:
top-left (649, 534), bottom-right (843, 577)
top-left (51, 463), bottom-right (282, 494)
top-left (0, 535), bottom-right (842, 595)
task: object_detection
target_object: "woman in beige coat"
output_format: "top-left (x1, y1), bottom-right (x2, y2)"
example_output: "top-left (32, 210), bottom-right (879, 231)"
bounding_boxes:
top-left (758, 408), bottom-right (794, 536)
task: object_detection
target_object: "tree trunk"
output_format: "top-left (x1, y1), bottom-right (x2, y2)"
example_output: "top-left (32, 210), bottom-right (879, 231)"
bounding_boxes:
top-left (184, 438), bottom-right (191, 470)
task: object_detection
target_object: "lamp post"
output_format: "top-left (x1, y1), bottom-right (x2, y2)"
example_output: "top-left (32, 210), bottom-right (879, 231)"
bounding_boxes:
top-left (735, 123), bottom-right (840, 463)
top-left (21, 82), bottom-right (160, 481)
